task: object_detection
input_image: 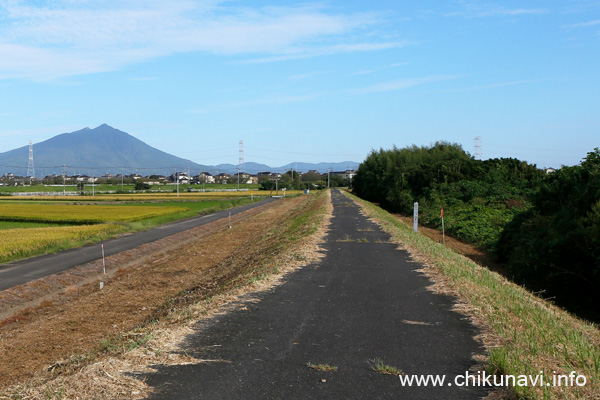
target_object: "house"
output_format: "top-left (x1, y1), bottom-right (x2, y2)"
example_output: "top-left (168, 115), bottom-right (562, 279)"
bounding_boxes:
top-left (232, 172), bottom-right (254, 184)
top-left (195, 172), bottom-right (215, 184)
top-left (216, 173), bottom-right (231, 184)
top-left (257, 171), bottom-right (281, 180)
top-left (335, 170), bottom-right (357, 181)
top-left (169, 172), bottom-right (191, 184)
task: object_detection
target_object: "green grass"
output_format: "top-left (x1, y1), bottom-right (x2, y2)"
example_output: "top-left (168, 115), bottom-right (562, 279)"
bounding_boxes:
top-left (123, 198), bottom-right (257, 231)
top-left (367, 358), bottom-right (403, 375)
top-left (0, 183), bottom-right (261, 194)
top-left (344, 190), bottom-right (600, 399)
top-left (0, 221), bottom-right (72, 230)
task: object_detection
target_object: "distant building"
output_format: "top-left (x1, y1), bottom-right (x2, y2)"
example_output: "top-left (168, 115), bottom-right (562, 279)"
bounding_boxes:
top-left (195, 172), bottom-right (215, 184)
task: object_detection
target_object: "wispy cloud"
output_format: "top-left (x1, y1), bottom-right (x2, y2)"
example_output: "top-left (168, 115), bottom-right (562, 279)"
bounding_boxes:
top-left (347, 70), bottom-right (376, 76)
top-left (445, 1), bottom-right (547, 18)
top-left (0, 1), bottom-right (399, 81)
top-left (562, 19), bottom-right (600, 29)
top-left (288, 71), bottom-right (330, 81)
top-left (190, 92), bottom-right (323, 114)
top-left (239, 42), bottom-right (409, 64)
top-left (349, 75), bottom-right (461, 95)
top-left (443, 79), bottom-right (550, 93)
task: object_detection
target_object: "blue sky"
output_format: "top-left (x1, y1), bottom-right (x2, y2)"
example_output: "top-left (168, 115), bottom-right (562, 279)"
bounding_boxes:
top-left (0, 0), bottom-right (598, 169)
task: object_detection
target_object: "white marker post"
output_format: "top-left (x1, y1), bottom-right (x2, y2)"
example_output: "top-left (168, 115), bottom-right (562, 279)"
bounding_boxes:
top-left (229, 211), bottom-right (232, 229)
top-left (413, 202), bottom-right (419, 233)
top-left (100, 244), bottom-right (106, 289)
top-left (441, 207), bottom-right (445, 245)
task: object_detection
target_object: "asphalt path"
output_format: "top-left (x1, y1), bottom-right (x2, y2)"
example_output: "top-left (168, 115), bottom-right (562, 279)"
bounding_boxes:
top-left (0, 198), bottom-right (276, 291)
top-left (145, 190), bottom-right (490, 399)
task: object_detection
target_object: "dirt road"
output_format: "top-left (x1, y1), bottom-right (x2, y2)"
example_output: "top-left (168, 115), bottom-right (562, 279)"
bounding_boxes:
top-left (145, 190), bottom-right (489, 399)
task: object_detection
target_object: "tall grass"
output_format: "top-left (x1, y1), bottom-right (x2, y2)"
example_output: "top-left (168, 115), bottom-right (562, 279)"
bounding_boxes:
top-left (345, 191), bottom-right (599, 399)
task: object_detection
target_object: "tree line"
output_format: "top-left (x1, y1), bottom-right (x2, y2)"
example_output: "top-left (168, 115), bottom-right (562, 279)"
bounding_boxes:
top-left (353, 142), bottom-right (600, 321)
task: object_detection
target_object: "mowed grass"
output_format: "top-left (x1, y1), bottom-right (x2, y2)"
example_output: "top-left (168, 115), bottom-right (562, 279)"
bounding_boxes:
top-left (344, 191), bottom-right (599, 400)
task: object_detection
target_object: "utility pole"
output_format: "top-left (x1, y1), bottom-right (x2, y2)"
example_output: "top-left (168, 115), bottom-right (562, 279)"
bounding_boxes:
top-left (120, 167), bottom-right (124, 191)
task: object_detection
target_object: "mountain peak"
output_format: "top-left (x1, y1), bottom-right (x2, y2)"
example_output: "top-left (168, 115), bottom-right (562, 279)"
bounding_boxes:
top-left (95, 123), bottom-right (114, 130)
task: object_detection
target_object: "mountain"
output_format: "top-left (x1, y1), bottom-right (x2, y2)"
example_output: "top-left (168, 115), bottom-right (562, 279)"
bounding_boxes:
top-left (0, 124), bottom-right (208, 177)
top-left (0, 124), bottom-right (359, 177)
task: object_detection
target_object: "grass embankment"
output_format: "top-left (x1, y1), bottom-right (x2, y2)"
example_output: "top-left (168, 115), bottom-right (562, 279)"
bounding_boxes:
top-left (0, 191), bottom-right (329, 398)
top-left (344, 191), bottom-right (599, 400)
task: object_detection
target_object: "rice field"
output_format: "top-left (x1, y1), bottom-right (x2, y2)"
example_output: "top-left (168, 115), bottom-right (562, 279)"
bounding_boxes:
top-left (0, 224), bottom-right (122, 262)
top-left (0, 204), bottom-right (189, 224)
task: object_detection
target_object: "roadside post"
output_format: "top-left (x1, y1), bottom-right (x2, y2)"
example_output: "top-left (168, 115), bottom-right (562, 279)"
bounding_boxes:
top-left (100, 244), bottom-right (106, 289)
top-left (441, 207), bottom-right (445, 245)
top-left (413, 202), bottom-right (418, 233)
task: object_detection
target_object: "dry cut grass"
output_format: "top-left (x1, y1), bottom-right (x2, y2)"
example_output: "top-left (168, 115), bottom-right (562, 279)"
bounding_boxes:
top-left (344, 191), bottom-right (600, 400)
top-left (0, 191), bottom-right (332, 399)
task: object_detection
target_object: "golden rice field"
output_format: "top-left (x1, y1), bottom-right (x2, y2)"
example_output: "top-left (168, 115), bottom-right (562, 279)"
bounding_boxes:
top-left (0, 224), bottom-right (122, 261)
top-left (0, 204), bottom-right (189, 224)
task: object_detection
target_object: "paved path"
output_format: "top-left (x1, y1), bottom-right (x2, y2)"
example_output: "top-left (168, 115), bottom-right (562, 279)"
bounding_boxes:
top-left (0, 198), bottom-right (275, 291)
top-left (145, 190), bottom-right (489, 399)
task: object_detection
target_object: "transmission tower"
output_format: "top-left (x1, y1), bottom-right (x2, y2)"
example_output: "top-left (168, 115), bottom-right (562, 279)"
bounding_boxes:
top-left (238, 140), bottom-right (244, 172)
top-left (474, 136), bottom-right (482, 160)
top-left (27, 140), bottom-right (35, 178)
top-left (237, 140), bottom-right (244, 190)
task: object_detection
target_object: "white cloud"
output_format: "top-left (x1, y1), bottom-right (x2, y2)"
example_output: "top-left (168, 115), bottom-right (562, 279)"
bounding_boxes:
top-left (238, 41), bottom-right (409, 64)
top-left (443, 79), bottom-right (550, 93)
top-left (562, 19), bottom-right (600, 29)
top-left (445, 1), bottom-right (547, 18)
top-left (0, 0), bottom-right (400, 80)
top-left (349, 75), bottom-right (461, 95)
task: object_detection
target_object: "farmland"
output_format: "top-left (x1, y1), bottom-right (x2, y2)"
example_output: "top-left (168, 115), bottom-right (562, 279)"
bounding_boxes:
top-left (0, 203), bottom-right (189, 224)
top-left (0, 224), bottom-right (122, 262)
top-left (0, 191), bottom-right (271, 263)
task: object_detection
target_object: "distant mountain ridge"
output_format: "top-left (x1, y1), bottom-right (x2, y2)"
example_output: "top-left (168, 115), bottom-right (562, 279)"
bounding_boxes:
top-left (0, 124), bottom-right (359, 177)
